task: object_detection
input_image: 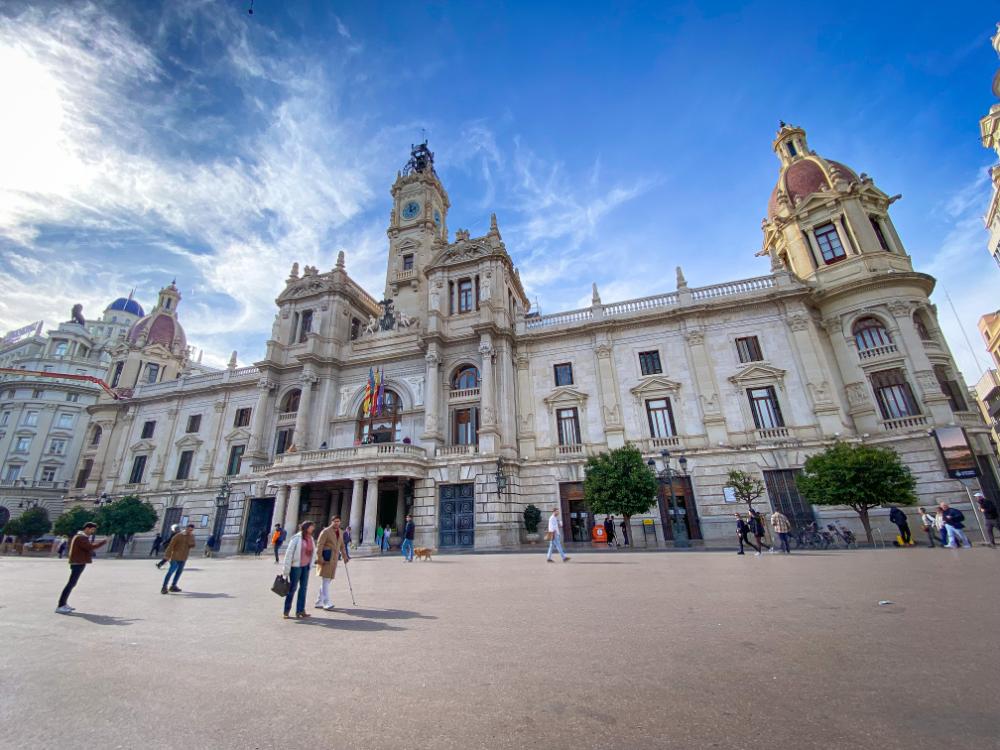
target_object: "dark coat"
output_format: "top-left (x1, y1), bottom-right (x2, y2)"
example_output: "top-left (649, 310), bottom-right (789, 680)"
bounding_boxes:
top-left (943, 508), bottom-right (965, 529)
top-left (404, 521), bottom-right (415, 541)
top-left (748, 515), bottom-right (765, 536)
top-left (889, 507), bottom-right (907, 526)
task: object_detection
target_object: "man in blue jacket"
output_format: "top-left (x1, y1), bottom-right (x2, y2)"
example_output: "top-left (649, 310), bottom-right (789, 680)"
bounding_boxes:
top-left (939, 502), bottom-right (971, 549)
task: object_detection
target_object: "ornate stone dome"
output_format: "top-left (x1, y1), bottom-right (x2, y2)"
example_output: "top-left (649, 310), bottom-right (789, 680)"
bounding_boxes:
top-left (767, 123), bottom-right (861, 219)
top-left (125, 282), bottom-right (186, 352)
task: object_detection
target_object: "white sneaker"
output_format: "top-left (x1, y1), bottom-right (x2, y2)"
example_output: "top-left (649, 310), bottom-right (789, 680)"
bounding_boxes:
top-left (55, 606), bottom-right (72, 614)
top-left (755, 551), bottom-right (761, 557)
top-left (324, 604), bottom-right (335, 611)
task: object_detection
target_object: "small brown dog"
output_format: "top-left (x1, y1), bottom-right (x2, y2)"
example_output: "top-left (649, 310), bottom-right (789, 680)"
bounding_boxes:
top-left (413, 547), bottom-right (433, 561)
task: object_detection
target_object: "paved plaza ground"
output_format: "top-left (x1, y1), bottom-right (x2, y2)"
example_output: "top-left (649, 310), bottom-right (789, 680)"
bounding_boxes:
top-left (1, 546), bottom-right (998, 749)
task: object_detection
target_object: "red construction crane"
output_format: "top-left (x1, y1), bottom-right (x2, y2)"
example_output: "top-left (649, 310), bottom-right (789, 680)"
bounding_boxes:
top-left (0, 368), bottom-right (121, 399)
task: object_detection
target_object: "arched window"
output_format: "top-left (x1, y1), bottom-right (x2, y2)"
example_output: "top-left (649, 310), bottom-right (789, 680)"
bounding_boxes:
top-left (852, 317), bottom-right (892, 351)
top-left (357, 389), bottom-right (403, 444)
top-left (913, 311), bottom-right (932, 341)
top-left (280, 389), bottom-right (301, 413)
top-left (90, 425), bottom-right (102, 446)
top-left (451, 365), bottom-right (480, 390)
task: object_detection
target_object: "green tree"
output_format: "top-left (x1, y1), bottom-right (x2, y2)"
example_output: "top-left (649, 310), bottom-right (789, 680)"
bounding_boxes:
top-left (727, 470), bottom-right (766, 511)
top-left (10, 507), bottom-right (52, 541)
top-left (3, 517), bottom-right (22, 541)
top-left (583, 444), bottom-right (659, 534)
top-left (53, 506), bottom-right (97, 538)
top-left (523, 504), bottom-right (541, 533)
top-left (95, 495), bottom-right (158, 558)
top-left (796, 441), bottom-right (916, 544)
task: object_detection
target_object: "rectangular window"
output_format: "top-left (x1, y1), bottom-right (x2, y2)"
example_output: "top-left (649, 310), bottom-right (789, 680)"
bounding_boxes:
top-left (176, 450), bottom-right (194, 480)
top-left (735, 336), bottom-right (764, 363)
top-left (275, 428), bottom-right (294, 455)
top-left (23, 411), bottom-right (38, 427)
top-left (870, 368), bottom-right (920, 419)
top-left (638, 351), bottom-right (662, 376)
top-left (66, 393), bottom-right (79, 402)
top-left (554, 363), bottom-right (574, 387)
top-left (186, 414), bottom-right (202, 433)
top-left (53, 341), bottom-right (68, 356)
top-left (645, 398), bottom-right (677, 438)
top-left (453, 407), bottom-right (479, 445)
top-left (299, 310), bottom-right (313, 343)
top-left (41, 466), bottom-right (56, 482)
top-left (402, 254), bottom-right (414, 271)
top-left (141, 420), bottom-right (156, 439)
top-left (15, 437), bottom-right (31, 452)
top-left (129, 455), bottom-right (147, 484)
top-left (747, 386), bottom-right (784, 429)
top-left (49, 438), bottom-right (66, 455)
top-left (146, 363), bottom-right (160, 384)
top-left (110, 362), bottom-right (124, 388)
top-left (56, 413), bottom-right (73, 429)
top-left (0, 412), bottom-right (8, 426)
top-left (227, 444), bottom-right (246, 476)
top-left (5, 465), bottom-right (21, 481)
top-left (556, 407), bottom-right (581, 446)
top-left (75, 459), bottom-right (93, 489)
top-left (350, 317), bottom-right (361, 341)
top-left (458, 279), bottom-right (474, 313)
top-left (448, 281), bottom-right (455, 315)
top-left (32, 389), bottom-right (43, 399)
top-left (814, 222), bottom-right (847, 264)
top-left (869, 216), bottom-right (890, 251)
top-left (934, 365), bottom-right (967, 412)
top-left (234, 407), bottom-right (252, 428)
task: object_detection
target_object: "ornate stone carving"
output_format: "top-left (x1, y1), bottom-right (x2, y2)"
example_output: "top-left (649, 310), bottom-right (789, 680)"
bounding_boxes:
top-left (478, 342), bottom-right (495, 359)
top-left (684, 329), bottom-right (704, 345)
top-left (821, 316), bottom-right (842, 336)
top-left (595, 343), bottom-right (613, 359)
top-left (403, 375), bottom-right (425, 405)
top-left (424, 350), bottom-right (440, 366)
top-left (787, 312), bottom-right (810, 332)
top-left (300, 372), bottom-right (318, 387)
top-left (808, 380), bottom-right (832, 405)
top-left (887, 300), bottom-right (911, 319)
top-left (845, 382), bottom-right (871, 408)
top-left (256, 378), bottom-right (276, 392)
top-left (515, 354), bottom-right (530, 370)
top-left (603, 404), bottom-right (622, 426)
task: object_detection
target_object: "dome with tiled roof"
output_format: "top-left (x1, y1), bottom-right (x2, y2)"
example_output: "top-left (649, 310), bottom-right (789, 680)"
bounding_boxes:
top-left (125, 282), bottom-right (186, 353)
top-left (767, 124), bottom-right (860, 219)
top-left (106, 294), bottom-right (145, 317)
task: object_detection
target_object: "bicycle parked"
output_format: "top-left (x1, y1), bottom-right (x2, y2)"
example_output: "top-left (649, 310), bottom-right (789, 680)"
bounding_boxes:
top-left (827, 523), bottom-right (856, 549)
top-left (793, 522), bottom-right (831, 550)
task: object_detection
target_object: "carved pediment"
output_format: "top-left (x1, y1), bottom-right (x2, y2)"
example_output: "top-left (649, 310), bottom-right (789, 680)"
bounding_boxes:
top-left (175, 434), bottom-right (203, 449)
top-left (542, 386), bottom-right (588, 409)
top-left (224, 427), bottom-right (251, 443)
top-left (277, 276), bottom-right (333, 302)
top-left (129, 439), bottom-right (156, 454)
top-left (729, 364), bottom-right (786, 386)
top-left (629, 377), bottom-right (682, 397)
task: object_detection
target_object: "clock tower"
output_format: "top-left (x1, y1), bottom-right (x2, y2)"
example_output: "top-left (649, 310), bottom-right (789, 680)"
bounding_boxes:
top-left (385, 142), bottom-right (450, 320)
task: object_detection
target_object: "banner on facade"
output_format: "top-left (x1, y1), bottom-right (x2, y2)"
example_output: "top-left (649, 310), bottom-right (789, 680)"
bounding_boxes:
top-left (932, 426), bottom-right (979, 480)
top-left (1, 321), bottom-right (43, 346)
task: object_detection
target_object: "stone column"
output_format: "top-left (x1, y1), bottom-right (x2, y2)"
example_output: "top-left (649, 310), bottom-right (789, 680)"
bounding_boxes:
top-left (594, 338), bottom-right (625, 449)
top-left (284, 483), bottom-right (302, 532)
top-left (292, 371), bottom-right (316, 451)
top-left (247, 378), bottom-right (275, 458)
top-left (348, 478), bottom-right (364, 542)
top-left (273, 484), bottom-right (289, 531)
top-left (422, 346), bottom-right (442, 446)
top-left (514, 352), bottom-right (536, 458)
top-left (478, 336), bottom-right (499, 453)
top-left (784, 312), bottom-right (848, 437)
top-left (362, 478), bottom-right (380, 547)
top-left (395, 482), bottom-right (407, 533)
top-left (496, 340), bottom-right (517, 452)
top-left (683, 329), bottom-right (728, 444)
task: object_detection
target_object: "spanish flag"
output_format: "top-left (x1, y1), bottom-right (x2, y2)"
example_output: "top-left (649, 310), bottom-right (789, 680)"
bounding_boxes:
top-left (373, 367), bottom-right (383, 417)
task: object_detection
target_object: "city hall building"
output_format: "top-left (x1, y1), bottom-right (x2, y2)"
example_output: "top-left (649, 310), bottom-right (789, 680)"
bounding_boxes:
top-left (65, 126), bottom-right (998, 553)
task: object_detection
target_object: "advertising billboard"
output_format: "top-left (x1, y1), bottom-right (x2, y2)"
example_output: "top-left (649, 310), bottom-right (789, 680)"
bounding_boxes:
top-left (932, 426), bottom-right (979, 480)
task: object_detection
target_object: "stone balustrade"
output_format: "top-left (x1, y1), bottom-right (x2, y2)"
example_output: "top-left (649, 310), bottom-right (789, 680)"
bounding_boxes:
top-left (858, 343), bottom-right (899, 360)
top-left (881, 415), bottom-right (928, 431)
top-left (449, 387), bottom-right (481, 400)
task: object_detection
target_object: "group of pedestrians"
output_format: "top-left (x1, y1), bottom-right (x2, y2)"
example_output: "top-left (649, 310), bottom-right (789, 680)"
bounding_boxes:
top-left (917, 502), bottom-right (972, 548)
top-left (600, 515), bottom-right (631, 548)
top-left (280, 516), bottom-right (350, 619)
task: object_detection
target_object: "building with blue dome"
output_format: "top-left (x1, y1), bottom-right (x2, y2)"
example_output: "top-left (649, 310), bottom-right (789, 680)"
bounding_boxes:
top-left (107, 296), bottom-right (146, 318)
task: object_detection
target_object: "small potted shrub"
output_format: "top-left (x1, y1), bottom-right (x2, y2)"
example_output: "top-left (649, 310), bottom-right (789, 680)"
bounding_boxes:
top-left (523, 504), bottom-right (542, 544)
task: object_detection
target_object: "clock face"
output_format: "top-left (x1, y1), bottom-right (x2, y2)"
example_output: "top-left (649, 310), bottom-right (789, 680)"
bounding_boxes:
top-left (401, 201), bottom-right (420, 220)
top-left (433, 209), bottom-right (441, 226)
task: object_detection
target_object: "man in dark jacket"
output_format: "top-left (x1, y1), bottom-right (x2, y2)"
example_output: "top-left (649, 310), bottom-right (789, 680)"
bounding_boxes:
top-left (940, 502), bottom-right (971, 549)
top-left (975, 492), bottom-right (998, 547)
top-left (56, 522), bottom-right (107, 614)
top-left (603, 515), bottom-right (617, 548)
top-left (401, 515), bottom-right (415, 562)
top-left (888, 506), bottom-right (911, 545)
top-left (619, 518), bottom-right (629, 547)
top-left (735, 513), bottom-right (759, 555)
top-left (149, 533), bottom-right (163, 557)
top-left (748, 510), bottom-right (770, 552)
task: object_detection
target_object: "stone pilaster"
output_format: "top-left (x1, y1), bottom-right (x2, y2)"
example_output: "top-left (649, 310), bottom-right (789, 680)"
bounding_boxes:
top-left (348, 478), bottom-right (364, 542)
top-left (283, 483), bottom-right (302, 532)
top-left (292, 371), bottom-right (316, 451)
top-left (594, 338), bottom-right (625, 449)
top-left (478, 336), bottom-right (498, 454)
top-left (273, 484), bottom-right (289, 533)
top-left (886, 300), bottom-right (953, 425)
top-left (362, 478), bottom-right (380, 547)
top-left (421, 346), bottom-right (442, 446)
top-left (514, 352), bottom-right (536, 458)
top-left (683, 328), bottom-right (728, 444)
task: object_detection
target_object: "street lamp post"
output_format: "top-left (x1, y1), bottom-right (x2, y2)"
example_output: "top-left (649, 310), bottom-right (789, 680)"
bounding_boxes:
top-left (495, 458), bottom-right (508, 500)
top-left (647, 449), bottom-right (689, 548)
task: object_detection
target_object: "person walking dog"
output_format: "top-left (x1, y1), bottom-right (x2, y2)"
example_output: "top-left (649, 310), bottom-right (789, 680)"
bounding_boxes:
top-left (282, 521), bottom-right (316, 619)
top-left (314, 516), bottom-right (348, 611)
top-left (401, 515), bottom-right (415, 562)
top-left (56, 522), bottom-right (107, 614)
top-left (545, 508), bottom-right (570, 563)
top-left (161, 524), bottom-right (196, 594)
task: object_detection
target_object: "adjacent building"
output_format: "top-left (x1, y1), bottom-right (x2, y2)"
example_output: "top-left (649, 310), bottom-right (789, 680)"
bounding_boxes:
top-left (981, 23), bottom-right (1000, 269)
top-left (65, 129), bottom-right (997, 554)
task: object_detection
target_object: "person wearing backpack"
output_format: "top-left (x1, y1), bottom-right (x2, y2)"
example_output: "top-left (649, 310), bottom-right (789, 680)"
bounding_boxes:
top-left (940, 502), bottom-right (971, 549)
top-left (888, 506), bottom-right (911, 545)
top-left (56, 521), bottom-right (107, 614)
top-left (272, 524), bottom-right (286, 564)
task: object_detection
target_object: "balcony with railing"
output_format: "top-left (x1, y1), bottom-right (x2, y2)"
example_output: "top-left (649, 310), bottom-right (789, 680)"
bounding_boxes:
top-left (436, 444), bottom-right (479, 457)
top-left (276, 412), bottom-right (297, 426)
top-left (449, 387), bottom-right (481, 401)
top-left (395, 269), bottom-right (416, 282)
top-left (266, 442), bottom-right (428, 472)
top-left (647, 436), bottom-right (681, 450)
top-left (858, 343), bottom-right (899, 361)
top-left (0, 479), bottom-right (69, 489)
top-left (755, 427), bottom-right (790, 441)
top-left (557, 444), bottom-right (585, 455)
top-left (881, 415), bottom-right (928, 431)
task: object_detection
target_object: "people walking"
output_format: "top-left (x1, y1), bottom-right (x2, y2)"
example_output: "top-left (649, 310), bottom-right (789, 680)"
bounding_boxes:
top-left (375, 525), bottom-right (384, 552)
top-left (255, 531), bottom-right (267, 557)
top-left (736, 513), bottom-right (760, 555)
top-left (770, 510), bottom-right (791, 554)
top-left (889, 506), bottom-right (911, 546)
top-left (918, 507), bottom-right (936, 548)
top-left (381, 524), bottom-right (392, 553)
top-left (545, 508), bottom-right (570, 563)
top-left (940, 502), bottom-right (971, 549)
top-left (56, 522), bottom-right (107, 614)
top-left (204, 534), bottom-right (217, 558)
top-left (149, 533), bottom-right (163, 558)
top-left (748, 509), bottom-right (770, 552)
top-left (401, 515), bottom-right (415, 562)
top-left (975, 492), bottom-right (998, 547)
top-left (344, 525), bottom-right (353, 550)
top-left (281, 521), bottom-right (316, 619)
top-left (619, 518), bottom-right (629, 547)
top-left (934, 507), bottom-right (948, 546)
top-left (314, 516), bottom-right (348, 611)
top-left (272, 524), bottom-right (286, 564)
top-left (160, 524), bottom-right (196, 594)
top-left (57, 538), bottom-right (68, 559)
top-left (155, 524), bottom-right (179, 569)
top-left (603, 515), bottom-right (617, 548)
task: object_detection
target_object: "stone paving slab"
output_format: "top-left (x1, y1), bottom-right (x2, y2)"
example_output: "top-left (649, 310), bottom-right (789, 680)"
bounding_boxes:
top-left (1, 548), bottom-right (997, 749)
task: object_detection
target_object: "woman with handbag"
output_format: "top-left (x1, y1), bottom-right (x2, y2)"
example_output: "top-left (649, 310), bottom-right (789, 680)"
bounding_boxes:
top-left (314, 516), bottom-right (348, 611)
top-left (281, 521), bottom-right (316, 620)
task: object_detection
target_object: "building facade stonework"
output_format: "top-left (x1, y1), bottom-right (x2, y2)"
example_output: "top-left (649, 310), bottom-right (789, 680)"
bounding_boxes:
top-left (65, 132), bottom-right (998, 553)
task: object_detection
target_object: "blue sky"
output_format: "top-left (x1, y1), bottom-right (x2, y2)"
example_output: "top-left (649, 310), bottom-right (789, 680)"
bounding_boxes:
top-left (0, 1), bottom-right (997, 380)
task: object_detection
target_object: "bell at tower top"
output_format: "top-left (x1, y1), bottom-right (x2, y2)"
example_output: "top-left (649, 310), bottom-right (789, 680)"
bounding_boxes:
top-left (402, 141), bottom-right (437, 177)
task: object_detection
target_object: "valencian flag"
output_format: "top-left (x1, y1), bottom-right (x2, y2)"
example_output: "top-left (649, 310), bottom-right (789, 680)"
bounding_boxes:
top-left (373, 367), bottom-right (384, 417)
top-left (362, 367), bottom-right (375, 417)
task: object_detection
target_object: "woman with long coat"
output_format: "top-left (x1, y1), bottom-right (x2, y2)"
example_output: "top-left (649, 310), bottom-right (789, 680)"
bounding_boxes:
top-left (314, 516), bottom-right (348, 611)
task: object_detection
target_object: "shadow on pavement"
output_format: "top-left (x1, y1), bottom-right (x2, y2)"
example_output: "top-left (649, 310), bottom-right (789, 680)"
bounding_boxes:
top-left (337, 607), bottom-right (436, 620)
top-left (298, 617), bottom-right (405, 632)
top-left (68, 612), bottom-right (141, 626)
top-left (571, 561), bottom-right (639, 565)
top-left (179, 592), bottom-right (234, 599)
